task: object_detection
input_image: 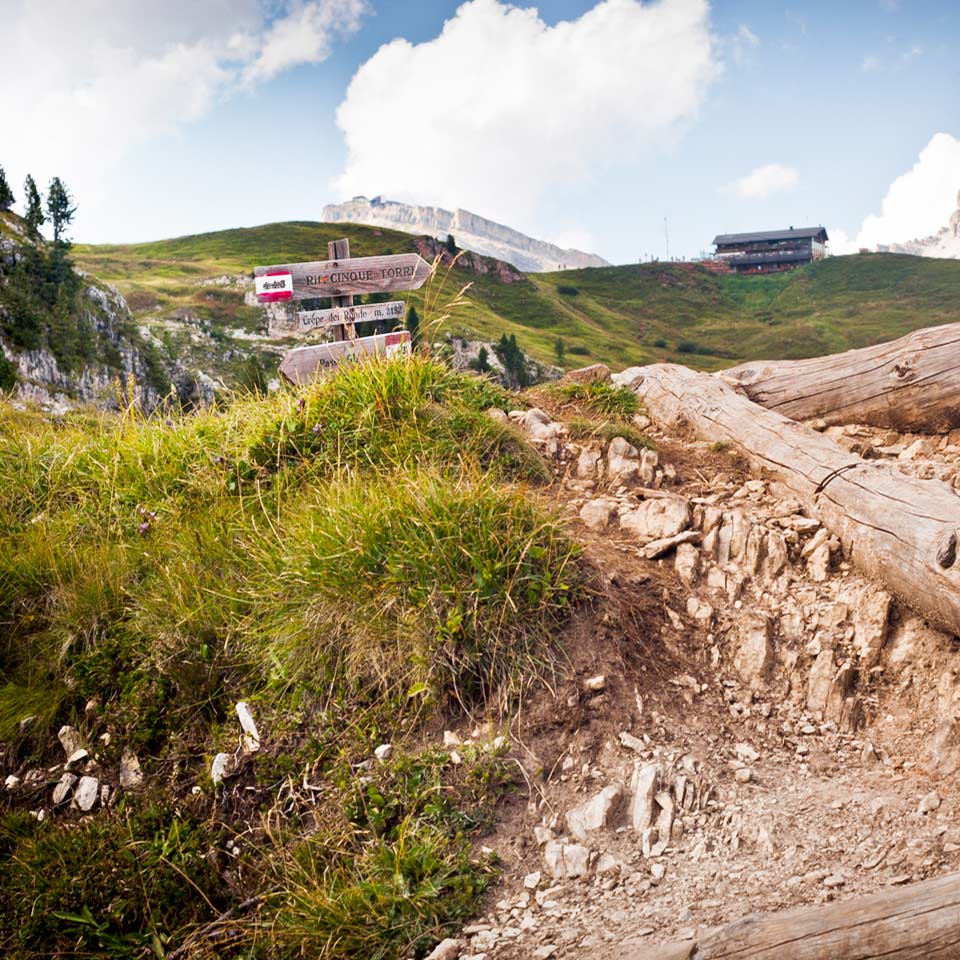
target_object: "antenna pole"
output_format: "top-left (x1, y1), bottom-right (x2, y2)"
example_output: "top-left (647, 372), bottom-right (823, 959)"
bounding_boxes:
top-left (664, 216), bottom-right (670, 260)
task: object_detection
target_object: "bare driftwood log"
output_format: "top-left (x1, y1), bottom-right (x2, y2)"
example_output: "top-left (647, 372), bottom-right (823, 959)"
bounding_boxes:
top-left (616, 363), bottom-right (960, 635)
top-left (721, 322), bottom-right (960, 432)
top-left (639, 871), bottom-right (960, 959)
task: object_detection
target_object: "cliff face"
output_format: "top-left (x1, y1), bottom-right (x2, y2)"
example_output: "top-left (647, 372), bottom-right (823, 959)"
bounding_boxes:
top-left (322, 197), bottom-right (609, 273)
top-left (880, 191), bottom-right (960, 259)
top-left (0, 212), bottom-right (211, 412)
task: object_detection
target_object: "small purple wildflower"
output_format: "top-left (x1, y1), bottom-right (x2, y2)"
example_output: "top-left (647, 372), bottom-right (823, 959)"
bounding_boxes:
top-left (138, 522), bottom-right (149, 536)
top-left (312, 423), bottom-right (321, 435)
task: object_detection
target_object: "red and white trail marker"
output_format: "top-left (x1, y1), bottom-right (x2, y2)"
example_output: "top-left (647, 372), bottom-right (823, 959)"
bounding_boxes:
top-left (254, 270), bottom-right (294, 302)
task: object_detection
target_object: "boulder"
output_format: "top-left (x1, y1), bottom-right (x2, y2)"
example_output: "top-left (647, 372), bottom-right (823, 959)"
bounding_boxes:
top-left (566, 784), bottom-right (624, 840)
top-left (733, 612), bottom-right (775, 688)
top-left (620, 497), bottom-right (691, 541)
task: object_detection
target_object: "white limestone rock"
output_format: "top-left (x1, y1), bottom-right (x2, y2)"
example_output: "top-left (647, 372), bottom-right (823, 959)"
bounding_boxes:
top-left (566, 784), bottom-right (624, 841)
top-left (619, 497), bottom-right (691, 541)
top-left (74, 775), bottom-right (99, 812)
top-left (543, 840), bottom-right (593, 879)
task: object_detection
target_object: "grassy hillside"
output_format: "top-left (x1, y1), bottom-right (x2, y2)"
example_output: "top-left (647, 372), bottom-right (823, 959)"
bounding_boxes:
top-left (0, 354), bottom-right (591, 958)
top-left (75, 222), bottom-right (960, 375)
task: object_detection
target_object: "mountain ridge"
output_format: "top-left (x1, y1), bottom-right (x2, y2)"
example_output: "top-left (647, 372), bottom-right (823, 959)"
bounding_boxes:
top-left (322, 196), bottom-right (610, 273)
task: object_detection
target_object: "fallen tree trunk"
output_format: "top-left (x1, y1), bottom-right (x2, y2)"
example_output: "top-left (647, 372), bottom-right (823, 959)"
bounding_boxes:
top-left (721, 322), bottom-right (960, 432)
top-left (615, 363), bottom-right (960, 635)
top-left (640, 870), bottom-right (960, 959)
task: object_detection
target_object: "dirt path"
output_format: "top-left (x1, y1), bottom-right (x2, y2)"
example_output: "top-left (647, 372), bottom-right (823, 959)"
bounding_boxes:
top-left (446, 407), bottom-right (960, 960)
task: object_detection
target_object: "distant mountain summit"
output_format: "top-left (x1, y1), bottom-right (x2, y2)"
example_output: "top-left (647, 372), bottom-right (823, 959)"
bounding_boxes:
top-left (322, 197), bottom-right (609, 273)
top-left (880, 191), bottom-right (960, 259)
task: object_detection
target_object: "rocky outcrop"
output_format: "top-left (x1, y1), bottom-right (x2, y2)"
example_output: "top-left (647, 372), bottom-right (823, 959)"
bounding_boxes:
top-left (879, 190), bottom-right (960, 259)
top-left (322, 196), bottom-right (609, 273)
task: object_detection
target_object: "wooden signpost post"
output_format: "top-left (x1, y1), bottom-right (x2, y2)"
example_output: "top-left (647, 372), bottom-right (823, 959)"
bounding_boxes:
top-left (254, 238), bottom-right (433, 382)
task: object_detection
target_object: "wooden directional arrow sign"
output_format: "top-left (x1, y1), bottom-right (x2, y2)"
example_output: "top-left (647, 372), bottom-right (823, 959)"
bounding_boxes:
top-left (254, 253), bottom-right (432, 301)
top-left (279, 330), bottom-right (411, 384)
top-left (289, 299), bottom-right (405, 333)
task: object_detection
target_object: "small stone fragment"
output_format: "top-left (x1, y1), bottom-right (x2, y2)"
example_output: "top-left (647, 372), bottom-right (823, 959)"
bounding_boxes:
top-left (443, 730), bottom-right (461, 747)
top-left (566, 784), bottom-right (624, 840)
top-left (211, 752), bottom-right (237, 785)
top-left (579, 498), bottom-right (617, 532)
top-left (74, 776), bottom-right (99, 812)
top-left (5, 775), bottom-right (20, 790)
top-left (919, 791), bottom-right (942, 815)
top-left (426, 938), bottom-right (462, 960)
top-left (543, 840), bottom-right (593, 879)
top-left (584, 675), bottom-right (606, 692)
top-left (119, 747), bottom-right (144, 789)
top-left (734, 768), bottom-right (752, 783)
top-left (235, 701), bottom-right (261, 754)
top-left (630, 763), bottom-right (659, 831)
top-left (57, 725), bottom-right (85, 758)
top-left (523, 871), bottom-right (541, 890)
top-left (374, 743), bottom-right (393, 762)
top-left (52, 772), bottom-right (78, 805)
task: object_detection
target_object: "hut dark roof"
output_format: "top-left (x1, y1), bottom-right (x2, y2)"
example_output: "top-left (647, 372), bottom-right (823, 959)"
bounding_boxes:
top-left (713, 226), bottom-right (829, 246)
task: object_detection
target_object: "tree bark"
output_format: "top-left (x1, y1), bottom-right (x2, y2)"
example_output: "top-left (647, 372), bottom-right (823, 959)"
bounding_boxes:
top-left (615, 363), bottom-right (960, 636)
top-left (639, 871), bottom-right (960, 959)
top-left (720, 322), bottom-right (960, 432)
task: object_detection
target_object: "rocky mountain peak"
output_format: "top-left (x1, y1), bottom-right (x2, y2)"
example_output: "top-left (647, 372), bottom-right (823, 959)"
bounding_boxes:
top-left (322, 196), bottom-right (610, 273)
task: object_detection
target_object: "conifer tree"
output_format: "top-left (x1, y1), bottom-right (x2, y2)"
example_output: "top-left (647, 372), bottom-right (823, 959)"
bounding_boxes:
top-left (0, 166), bottom-right (14, 211)
top-left (46, 177), bottom-right (76, 248)
top-left (445, 234), bottom-right (457, 255)
top-left (406, 304), bottom-right (422, 348)
top-left (23, 175), bottom-right (44, 239)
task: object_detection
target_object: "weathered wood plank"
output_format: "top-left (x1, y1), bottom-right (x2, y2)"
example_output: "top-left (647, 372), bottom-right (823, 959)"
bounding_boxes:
top-left (616, 363), bottom-right (960, 635)
top-left (721, 322), bottom-right (960, 432)
top-left (271, 300), bottom-right (406, 336)
top-left (278, 331), bottom-right (411, 385)
top-left (328, 237), bottom-right (355, 341)
top-left (254, 252), bottom-right (433, 300)
top-left (633, 871), bottom-right (960, 959)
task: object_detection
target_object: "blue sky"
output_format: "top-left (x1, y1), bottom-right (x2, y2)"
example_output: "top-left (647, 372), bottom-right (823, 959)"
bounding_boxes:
top-left (1, 0), bottom-right (957, 263)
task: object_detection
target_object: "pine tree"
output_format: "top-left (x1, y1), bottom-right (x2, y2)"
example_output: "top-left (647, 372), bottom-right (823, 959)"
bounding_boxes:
top-left (554, 336), bottom-right (566, 365)
top-left (406, 304), bottom-right (422, 348)
top-left (0, 166), bottom-right (14, 212)
top-left (445, 234), bottom-right (457, 255)
top-left (494, 333), bottom-right (529, 388)
top-left (46, 177), bottom-right (76, 248)
top-left (475, 345), bottom-right (491, 373)
top-left (23, 175), bottom-right (44, 239)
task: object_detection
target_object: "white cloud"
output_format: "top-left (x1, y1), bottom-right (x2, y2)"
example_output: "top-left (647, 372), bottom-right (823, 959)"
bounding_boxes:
top-left (243, 0), bottom-right (368, 85)
top-left (861, 54), bottom-right (881, 72)
top-left (333, 0), bottom-right (718, 227)
top-left (728, 163), bottom-right (799, 199)
top-left (0, 0), bottom-right (367, 230)
top-left (836, 133), bottom-right (960, 251)
top-left (728, 23), bottom-right (760, 64)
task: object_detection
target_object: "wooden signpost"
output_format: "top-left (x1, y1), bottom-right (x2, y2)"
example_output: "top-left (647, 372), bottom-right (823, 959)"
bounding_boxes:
top-left (279, 331), bottom-right (412, 385)
top-left (254, 238), bottom-right (432, 383)
top-left (278, 300), bottom-right (406, 334)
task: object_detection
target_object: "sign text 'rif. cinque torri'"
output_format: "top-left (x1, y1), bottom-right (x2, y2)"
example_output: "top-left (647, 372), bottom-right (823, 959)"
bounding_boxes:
top-left (254, 253), bottom-right (433, 301)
